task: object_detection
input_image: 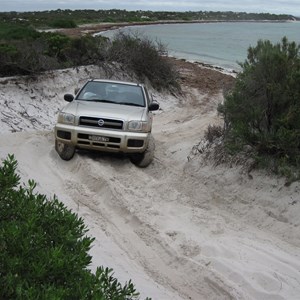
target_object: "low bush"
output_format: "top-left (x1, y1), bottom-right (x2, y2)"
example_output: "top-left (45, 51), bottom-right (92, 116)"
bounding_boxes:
top-left (63, 35), bottom-right (107, 66)
top-left (106, 31), bottom-right (180, 91)
top-left (0, 38), bottom-right (61, 76)
top-left (0, 23), bottom-right (40, 40)
top-left (48, 19), bottom-right (77, 28)
top-left (0, 154), bottom-right (148, 299)
top-left (0, 32), bottom-right (107, 76)
top-left (204, 124), bottom-right (224, 143)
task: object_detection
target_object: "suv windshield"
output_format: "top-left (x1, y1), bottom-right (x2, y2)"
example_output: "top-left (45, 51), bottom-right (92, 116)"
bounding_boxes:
top-left (76, 81), bottom-right (145, 107)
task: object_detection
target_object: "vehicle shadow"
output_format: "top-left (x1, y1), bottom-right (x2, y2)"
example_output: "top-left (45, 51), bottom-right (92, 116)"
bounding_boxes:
top-left (76, 148), bottom-right (130, 165)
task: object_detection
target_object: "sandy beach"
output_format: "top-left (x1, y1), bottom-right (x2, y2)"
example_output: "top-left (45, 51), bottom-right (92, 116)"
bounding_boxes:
top-left (1, 57), bottom-right (300, 299)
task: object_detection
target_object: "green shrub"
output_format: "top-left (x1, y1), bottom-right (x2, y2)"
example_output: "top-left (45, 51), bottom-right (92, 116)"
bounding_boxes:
top-left (0, 43), bottom-right (18, 55)
top-left (106, 31), bottom-right (180, 91)
top-left (0, 43), bottom-right (20, 75)
top-left (219, 37), bottom-right (300, 177)
top-left (62, 35), bottom-right (107, 66)
top-left (0, 23), bottom-right (40, 40)
top-left (48, 19), bottom-right (77, 28)
top-left (0, 31), bottom-right (106, 75)
top-left (43, 33), bottom-right (71, 58)
top-left (0, 38), bottom-right (61, 76)
top-left (0, 154), bottom-right (146, 299)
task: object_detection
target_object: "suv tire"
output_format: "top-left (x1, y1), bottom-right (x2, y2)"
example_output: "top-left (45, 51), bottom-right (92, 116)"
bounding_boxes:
top-left (55, 140), bottom-right (75, 161)
top-left (130, 135), bottom-right (155, 168)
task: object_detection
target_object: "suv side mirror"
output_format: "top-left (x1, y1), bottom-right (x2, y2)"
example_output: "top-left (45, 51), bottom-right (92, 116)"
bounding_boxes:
top-left (149, 102), bottom-right (159, 111)
top-left (64, 94), bottom-right (74, 102)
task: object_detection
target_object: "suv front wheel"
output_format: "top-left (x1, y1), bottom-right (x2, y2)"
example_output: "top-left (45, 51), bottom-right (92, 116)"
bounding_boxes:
top-left (55, 140), bottom-right (76, 161)
top-left (130, 135), bottom-right (155, 168)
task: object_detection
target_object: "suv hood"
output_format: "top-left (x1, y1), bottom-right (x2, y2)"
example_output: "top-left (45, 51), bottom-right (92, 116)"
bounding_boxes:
top-left (63, 100), bottom-right (146, 121)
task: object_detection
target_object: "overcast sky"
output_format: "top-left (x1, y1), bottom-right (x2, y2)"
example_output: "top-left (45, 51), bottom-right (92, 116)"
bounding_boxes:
top-left (1, 0), bottom-right (299, 16)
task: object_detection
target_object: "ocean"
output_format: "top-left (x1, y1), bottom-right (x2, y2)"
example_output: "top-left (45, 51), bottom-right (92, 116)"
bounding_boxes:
top-left (99, 21), bottom-right (300, 72)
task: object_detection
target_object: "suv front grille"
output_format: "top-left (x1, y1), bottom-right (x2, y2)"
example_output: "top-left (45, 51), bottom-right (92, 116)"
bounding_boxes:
top-left (79, 116), bottom-right (123, 130)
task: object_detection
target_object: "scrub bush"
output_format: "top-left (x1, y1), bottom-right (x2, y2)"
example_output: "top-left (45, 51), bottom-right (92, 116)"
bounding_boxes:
top-left (0, 22), bottom-right (179, 92)
top-left (219, 37), bottom-right (300, 178)
top-left (106, 31), bottom-right (180, 91)
top-left (0, 154), bottom-right (146, 299)
top-left (48, 19), bottom-right (77, 28)
top-left (0, 23), bottom-right (40, 40)
top-left (63, 35), bottom-right (107, 65)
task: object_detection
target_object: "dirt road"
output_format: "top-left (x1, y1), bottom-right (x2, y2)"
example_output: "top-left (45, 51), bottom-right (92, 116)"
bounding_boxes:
top-left (0, 63), bottom-right (299, 299)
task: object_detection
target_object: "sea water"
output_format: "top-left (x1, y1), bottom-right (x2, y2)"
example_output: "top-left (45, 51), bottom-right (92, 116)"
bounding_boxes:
top-left (99, 22), bottom-right (300, 72)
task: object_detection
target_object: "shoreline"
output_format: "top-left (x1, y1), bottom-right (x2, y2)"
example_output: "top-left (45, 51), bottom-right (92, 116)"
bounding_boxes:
top-left (59, 19), bottom-right (298, 75)
top-left (167, 56), bottom-right (236, 93)
top-left (59, 19), bottom-right (293, 37)
top-left (60, 21), bottom-right (241, 75)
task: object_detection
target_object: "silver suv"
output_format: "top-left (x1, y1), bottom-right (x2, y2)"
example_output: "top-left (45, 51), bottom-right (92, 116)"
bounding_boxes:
top-left (54, 79), bottom-right (159, 167)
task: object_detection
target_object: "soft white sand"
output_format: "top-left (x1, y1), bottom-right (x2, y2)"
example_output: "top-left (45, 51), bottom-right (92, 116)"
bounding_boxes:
top-left (0, 65), bottom-right (300, 300)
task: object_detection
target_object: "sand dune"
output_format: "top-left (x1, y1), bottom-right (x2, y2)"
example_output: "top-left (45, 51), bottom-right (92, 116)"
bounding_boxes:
top-left (0, 64), bottom-right (299, 299)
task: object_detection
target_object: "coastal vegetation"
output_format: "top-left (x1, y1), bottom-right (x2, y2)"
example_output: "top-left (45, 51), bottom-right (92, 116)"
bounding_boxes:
top-left (0, 9), bottom-right (297, 29)
top-left (0, 21), bottom-right (178, 90)
top-left (218, 37), bottom-right (300, 180)
top-left (0, 154), bottom-right (149, 299)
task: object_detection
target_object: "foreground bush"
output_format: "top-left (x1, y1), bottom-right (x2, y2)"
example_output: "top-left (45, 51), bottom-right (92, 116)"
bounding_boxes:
top-left (219, 37), bottom-right (300, 178)
top-left (0, 154), bottom-right (146, 299)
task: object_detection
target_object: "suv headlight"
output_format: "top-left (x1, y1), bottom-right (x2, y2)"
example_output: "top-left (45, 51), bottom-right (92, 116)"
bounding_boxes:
top-left (57, 112), bottom-right (75, 125)
top-left (128, 121), bottom-right (148, 132)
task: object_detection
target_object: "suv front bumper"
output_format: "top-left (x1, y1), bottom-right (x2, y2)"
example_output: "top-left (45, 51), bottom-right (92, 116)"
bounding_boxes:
top-left (55, 123), bottom-right (150, 153)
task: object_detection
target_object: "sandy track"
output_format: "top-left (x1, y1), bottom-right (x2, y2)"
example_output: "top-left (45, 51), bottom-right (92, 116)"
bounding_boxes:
top-left (1, 64), bottom-right (300, 299)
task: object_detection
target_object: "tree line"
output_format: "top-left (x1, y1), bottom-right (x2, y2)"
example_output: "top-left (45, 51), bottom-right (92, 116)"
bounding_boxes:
top-left (0, 9), bottom-right (297, 29)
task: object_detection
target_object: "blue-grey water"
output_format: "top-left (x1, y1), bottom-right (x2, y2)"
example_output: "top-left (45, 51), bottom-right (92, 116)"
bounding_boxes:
top-left (99, 22), bottom-right (300, 71)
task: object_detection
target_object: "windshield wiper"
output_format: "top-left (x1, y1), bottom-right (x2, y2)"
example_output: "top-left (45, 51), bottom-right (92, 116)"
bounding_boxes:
top-left (118, 102), bottom-right (144, 107)
top-left (89, 99), bottom-right (117, 104)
